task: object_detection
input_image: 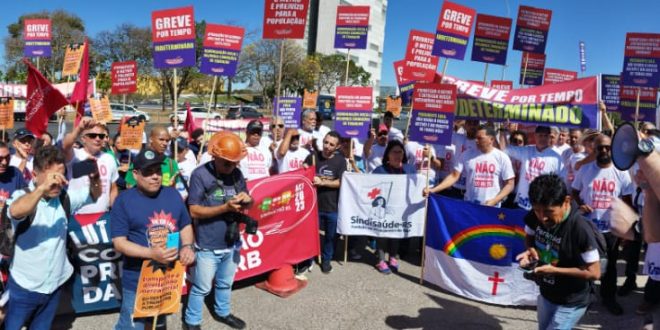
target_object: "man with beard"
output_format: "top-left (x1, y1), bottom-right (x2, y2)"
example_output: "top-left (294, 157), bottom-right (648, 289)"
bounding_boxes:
top-left (572, 134), bottom-right (634, 315)
top-left (125, 127), bottom-right (181, 188)
top-left (517, 174), bottom-right (601, 330)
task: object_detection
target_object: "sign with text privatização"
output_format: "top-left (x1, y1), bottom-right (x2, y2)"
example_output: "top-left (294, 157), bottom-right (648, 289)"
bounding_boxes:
top-left (621, 33), bottom-right (660, 88)
top-left (513, 5), bottom-right (552, 54)
top-left (111, 61), bottom-right (137, 94)
top-left (23, 19), bottom-right (51, 57)
top-left (334, 5), bottom-right (370, 49)
top-left (151, 6), bottom-right (196, 69)
top-left (409, 83), bottom-right (456, 145)
top-left (432, 1), bottom-right (475, 60)
top-left (200, 24), bottom-right (245, 77)
top-left (334, 86), bottom-right (373, 140)
top-left (403, 30), bottom-right (439, 82)
top-left (471, 14), bottom-right (512, 66)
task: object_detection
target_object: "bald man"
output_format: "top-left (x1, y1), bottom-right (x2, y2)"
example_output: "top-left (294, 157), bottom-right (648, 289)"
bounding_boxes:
top-left (125, 127), bottom-right (181, 188)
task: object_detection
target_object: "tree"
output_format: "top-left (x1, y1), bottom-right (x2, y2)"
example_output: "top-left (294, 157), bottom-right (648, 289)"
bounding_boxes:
top-left (316, 53), bottom-right (371, 93)
top-left (3, 10), bottom-right (85, 82)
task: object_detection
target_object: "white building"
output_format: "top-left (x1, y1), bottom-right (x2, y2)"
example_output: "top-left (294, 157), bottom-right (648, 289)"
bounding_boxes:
top-left (296, 0), bottom-right (388, 101)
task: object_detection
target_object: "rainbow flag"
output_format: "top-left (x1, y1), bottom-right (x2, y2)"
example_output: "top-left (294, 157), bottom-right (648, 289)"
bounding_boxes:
top-left (423, 195), bottom-right (538, 306)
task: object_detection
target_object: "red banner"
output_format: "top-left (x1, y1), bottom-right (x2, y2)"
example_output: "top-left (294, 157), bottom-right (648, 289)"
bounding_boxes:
top-left (23, 19), bottom-right (51, 40)
top-left (403, 30), bottom-right (439, 82)
top-left (236, 168), bottom-right (319, 281)
top-left (263, 0), bottom-right (310, 39)
top-left (543, 68), bottom-right (577, 85)
top-left (490, 80), bottom-right (513, 90)
top-left (111, 61), bottom-right (137, 94)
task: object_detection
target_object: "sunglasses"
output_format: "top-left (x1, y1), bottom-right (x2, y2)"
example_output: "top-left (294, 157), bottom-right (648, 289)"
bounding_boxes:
top-left (139, 167), bottom-right (162, 177)
top-left (511, 139), bottom-right (524, 144)
top-left (272, 124), bottom-right (285, 128)
top-left (85, 133), bottom-right (107, 140)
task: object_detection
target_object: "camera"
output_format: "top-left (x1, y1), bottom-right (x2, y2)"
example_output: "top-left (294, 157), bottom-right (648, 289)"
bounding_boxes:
top-left (225, 212), bottom-right (258, 244)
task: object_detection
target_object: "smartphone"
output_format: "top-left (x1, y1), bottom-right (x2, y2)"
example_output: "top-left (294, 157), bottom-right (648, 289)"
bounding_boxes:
top-left (371, 118), bottom-right (380, 131)
top-left (72, 159), bottom-right (98, 179)
top-left (166, 232), bottom-right (180, 249)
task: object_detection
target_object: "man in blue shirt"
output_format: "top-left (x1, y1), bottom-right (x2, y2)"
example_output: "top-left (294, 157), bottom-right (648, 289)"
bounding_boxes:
top-left (111, 149), bottom-right (195, 330)
top-left (5, 146), bottom-right (101, 330)
top-left (184, 131), bottom-right (251, 330)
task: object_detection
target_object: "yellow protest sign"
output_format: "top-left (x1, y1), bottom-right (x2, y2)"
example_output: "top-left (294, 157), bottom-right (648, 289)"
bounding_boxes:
top-left (0, 99), bottom-right (14, 130)
top-left (133, 260), bottom-right (184, 318)
top-left (62, 43), bottom-right (85, 77)
top-left (119, 117), bottom-right (145, 150)
top-left (89, 96), bottom-right (112, 123)
top-left (303, 89), bottom-right (319, 109)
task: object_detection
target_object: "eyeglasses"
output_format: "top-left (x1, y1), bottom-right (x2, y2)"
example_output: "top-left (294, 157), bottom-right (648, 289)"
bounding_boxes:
top-left (272, 124), bottom-right (285, 128)
top-left (85, 133), bottom-right (107, 140)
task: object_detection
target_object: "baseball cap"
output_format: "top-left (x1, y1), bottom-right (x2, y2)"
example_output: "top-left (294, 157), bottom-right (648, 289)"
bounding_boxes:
top-left (172, 136), bottom-right (189, 152)
top-left (132, 148), bottom-right (165, 171)
top-left (246, 120), bottom-right (264, 134)
top-left (378, 124), bottom-right (389, 133)
top-left (14, 128), bottom-right (35, 140)
top-left (535, 126), bottom-right (551, 134)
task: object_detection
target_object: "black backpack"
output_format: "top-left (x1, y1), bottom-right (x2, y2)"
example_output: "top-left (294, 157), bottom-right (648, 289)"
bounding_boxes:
top-left (0, 188), bottom-right (71, 258)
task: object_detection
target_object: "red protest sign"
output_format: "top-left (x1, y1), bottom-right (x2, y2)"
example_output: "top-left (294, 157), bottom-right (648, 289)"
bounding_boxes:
top-left (111, 61), bottom-right (137, 94)
top-left (151, 6), bottom-right (195, 43)
top-left (263, 0), bottom-right (310, 39)
top-left (412, 83), bottom-right (457, 113)
top-left (436, 1), bottom-right (475, 38)
top-left (203, 24), bottom-right (244, 50)
top-left (23, 19), bottom-right (51, 41)
top-left (490, 80), bottom-right (513, 91)
top-left (403, 30), bottom-right (439, 82)
top-left (335, 86), bottom-right (373, 111)
top-left (543, 68), bottom-right (577, 85)
top-left (520, 52), bottom-right (546, 86)
top-left (236, 167), bottom-right (320, 281)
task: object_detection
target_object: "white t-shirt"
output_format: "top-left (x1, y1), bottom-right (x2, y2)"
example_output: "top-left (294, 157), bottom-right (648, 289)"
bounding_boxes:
top-left (175, 157), bottom-right (197, 200)
top-left (366, 143), bottom-right (387, 173)
top-left (276, 147), bottom-right (310, 174)
top-left (455, 148), bottom-right (515, 207)
top-left (553, 144), bottom-right (571, 155)
top-left (388, 127), bottom-right (404, 142)
top-left (571, 162), bottom-right (634, 232)
top-left (198, 151), bottom-right (213, 167)
top-left (405, 141), bottom-right (436, 178)
top-left (67, 148), bottom-right (118, 214)
top-left (562, 149), bottom-right (586, 187)
top-left (298, 129), bottom-right (315, 149)
top-left (10, 155), bottom-right (34, 183)
top-left (451, 133), bottom-right (477, 189)
top-left (239, 145), bottom-right (272, 181)
top-left (433, 144), bottom-right (455, 182)
top-left (505, 146), bottom-right (564, 210)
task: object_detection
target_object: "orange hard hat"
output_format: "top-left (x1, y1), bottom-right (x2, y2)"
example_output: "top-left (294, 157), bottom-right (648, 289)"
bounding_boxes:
top-left (208, 131), bottom-right (247, 162)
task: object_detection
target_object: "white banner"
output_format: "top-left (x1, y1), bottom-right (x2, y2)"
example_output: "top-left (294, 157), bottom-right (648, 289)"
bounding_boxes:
top-left (423, 246), bottom-right (538, 306)
top-left (338, 172), bottom-right (427, 238)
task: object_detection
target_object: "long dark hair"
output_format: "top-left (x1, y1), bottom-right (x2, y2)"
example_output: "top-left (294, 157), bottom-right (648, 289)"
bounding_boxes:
top-left (382, 140), bottom-right (407, 166)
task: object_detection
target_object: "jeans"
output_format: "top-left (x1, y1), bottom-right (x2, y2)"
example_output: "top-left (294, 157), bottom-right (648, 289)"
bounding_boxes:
top-left (4, 276), bottom-right (63, 330)
top-left (536, 295), bottom-right (588, 330)
top-left (319, 211), bottom-right (338, 263)
top-left (184, 248), bottom-right (240, 325)
top-left (114, 288), bottom-right (166, 330)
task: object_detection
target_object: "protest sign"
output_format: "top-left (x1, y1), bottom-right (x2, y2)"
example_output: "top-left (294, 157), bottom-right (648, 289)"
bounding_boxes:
top-left (133, 260), bottom-right (184, 318)
top-left (490, 80), bottom-right (513, 91)
top-left (151, 6), bottom-right (196, 69)
top-left (601, 74), bottom-right (621, 123)
top-left (68, 212), bottom-right (122, 313)
top-left (334, 86), bottom-right (373, 140)
top-left (403, 30), bottom-right (439, 82)
top-left (432, 1), bottom-right (476, 60)
top-left (23, 19), bottom-right (51, 57)
top-left (111, 61), bottom-right (137, 94)
top-left (579, 41), bottom-right (587, 73)
top-left (89, 96), bottom-right (112, 123)
top-left (0, 99), bottom-right (14, 130)
top-left (192, 118), bottom-right (271, 141)
top-left (0, 80), bottom-right (95, 99)
top-left (119, 117), bottom-right (145, 150)
top-left (394, 60), bottom-right (414, 106)
top-left (303, 89), bottom-right (318, 109)
top-left (408, 83), bottom-right (456, 145)
top-left (512, 5), bottom-right (552, 54)
top-left (621, 33), bottom-right (660, 88)
top-left (237, 167), bottom-right (319, 280)
top-left (273, 97), bottom-right (302, 128)
top-left (438, 74), bottom-right (598, 128)
top-left (471, 14), bottom-right (512, 65)
top-left (619, 85), bottom-right (658, 123)
top-left (543, 68), bottom-right (577, 85)
top-left (424, 195), bottom-right (538, 306)
top-left (62, 43), bottom-right (85, 77)
top-left (520, 52), bottom-right (546, 86)
top-left (200, 24), bottom-right (245, 77)
top-left (263, 0), bottom-right (309, 39)
top-left (338, 173), bottom-right (426, 238)
top-left (334, 5), bottom-right (370, 49)
top-left (386, 96), bottom-right (402, 118)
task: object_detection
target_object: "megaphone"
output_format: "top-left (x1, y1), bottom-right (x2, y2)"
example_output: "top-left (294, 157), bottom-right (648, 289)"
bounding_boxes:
top-left (612, 122), bottom-right (640, 171)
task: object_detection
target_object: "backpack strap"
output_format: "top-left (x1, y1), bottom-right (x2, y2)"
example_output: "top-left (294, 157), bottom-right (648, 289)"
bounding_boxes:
top-left (59, 189), bottom-right (71, 221)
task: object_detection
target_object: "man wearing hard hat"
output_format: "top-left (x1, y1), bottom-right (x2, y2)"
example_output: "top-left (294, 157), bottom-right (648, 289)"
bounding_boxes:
top-left (183, 131), bottom-right (252, 330)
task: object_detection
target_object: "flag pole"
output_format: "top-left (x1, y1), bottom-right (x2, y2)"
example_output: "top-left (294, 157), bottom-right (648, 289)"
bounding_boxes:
top-left (521, 53), bottom-right (529, 88)
top-left (344, 49), bottom-right (351, 86)
top-left (634, 87), bottom-right (641, 128)
top-left (198, 76), bottom-right (218, 164)
top-left (419, 147), bottom-right (432, 284)
top-left (483, 63), bottom-right (489, 85)
top-left (441, 58), bottom-right (450, 77)
top-left (173, 68), bottom-right (179, 157)
top-left (404, 100), bottom-right (415, 140)
top-left (36, 57), bottom-right (40, 72)
top-left (275, 41), bottom-right (285, 118)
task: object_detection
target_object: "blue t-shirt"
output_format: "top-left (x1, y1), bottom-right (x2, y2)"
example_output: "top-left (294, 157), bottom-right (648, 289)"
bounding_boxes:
top-left (0, 167), bottom-right (27, 205)
top-left (110, 186), bottom-right (192, 291)
top-left (187, 162), bottom-right (247, 250)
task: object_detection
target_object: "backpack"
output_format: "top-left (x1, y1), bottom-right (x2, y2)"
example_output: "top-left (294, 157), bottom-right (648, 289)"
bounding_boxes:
top-left (0, 188), bottom-right (71, 258)
top-left (571, 213), bottom-right (608, 279)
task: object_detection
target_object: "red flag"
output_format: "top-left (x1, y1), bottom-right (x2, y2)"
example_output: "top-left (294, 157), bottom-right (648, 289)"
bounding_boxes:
top-left (24, 59), bottom-right (69, 137)
top-left (183, 102), bottom-right (196, 138)
top-left (70, 38), bottom-right (89, 125)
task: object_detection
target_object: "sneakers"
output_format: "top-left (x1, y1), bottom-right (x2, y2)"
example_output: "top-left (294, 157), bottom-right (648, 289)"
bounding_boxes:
top-left (388, 258), bottom-right (399, 272)
top-left (321, 261), bottom-right (333, 274)
top-left (617, 279), bottom-right (638, 296)
top-left (183, 322), bottom-right (201, 330)
top-left (215, 314), bottom-right (246, 329)
top-left (349, 249), bottom-right (362, 260)
top-left (295, 260), bottom-right (313, 275)
top-left (376, 261), bottom-right (391, 274)
top-left (603, 300), bottom-right (624, 315)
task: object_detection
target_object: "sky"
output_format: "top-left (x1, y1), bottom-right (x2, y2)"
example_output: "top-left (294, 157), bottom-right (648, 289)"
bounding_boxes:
top-left (1, 0), bottom-right (658, 88)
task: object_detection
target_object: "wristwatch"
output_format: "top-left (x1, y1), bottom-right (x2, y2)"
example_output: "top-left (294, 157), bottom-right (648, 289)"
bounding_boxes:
top-left (638, 138), bottom-right (655, 157)
top-left (181, 244), bottom-right (195, 251)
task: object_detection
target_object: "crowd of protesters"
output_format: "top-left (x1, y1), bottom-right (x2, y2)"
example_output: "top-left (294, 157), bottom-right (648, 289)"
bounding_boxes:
top-left (0, 99), bottom-right (659, 330)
